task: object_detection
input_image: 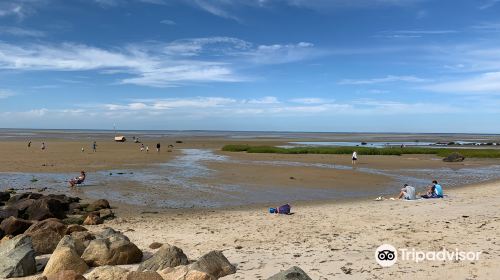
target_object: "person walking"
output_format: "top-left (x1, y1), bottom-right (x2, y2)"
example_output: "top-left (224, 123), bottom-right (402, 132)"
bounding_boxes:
top-left (140, 143), bottom-right (145, 152)
top-left (146, 145), bottom-right (149, 153)
top-left (28, 141), bottom-right (31, 148)
top-left (156, 143), bottom-right (161, 153)
top-left (352, 150), bottom-right (358, 165)
top-left (92, 141), bottom-right (97, 152)
top-left (41, 142), bottom-right (46, 151)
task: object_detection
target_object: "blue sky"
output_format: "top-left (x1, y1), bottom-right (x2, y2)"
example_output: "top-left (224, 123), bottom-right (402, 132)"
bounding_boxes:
top-left (1, 0), bottom-right (500, 132)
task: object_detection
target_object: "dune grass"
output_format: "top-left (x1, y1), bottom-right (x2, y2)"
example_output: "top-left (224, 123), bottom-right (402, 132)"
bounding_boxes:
top-left (221, 144), bottom-right (500, 158)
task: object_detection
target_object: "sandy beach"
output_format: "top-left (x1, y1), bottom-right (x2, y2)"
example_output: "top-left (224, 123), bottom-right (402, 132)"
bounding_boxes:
top-left (20, 179), bottom-right (496, 280)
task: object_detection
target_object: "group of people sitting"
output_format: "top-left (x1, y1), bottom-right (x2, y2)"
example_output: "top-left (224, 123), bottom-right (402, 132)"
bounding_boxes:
top-left (396, 180), bottom-right (443, 200)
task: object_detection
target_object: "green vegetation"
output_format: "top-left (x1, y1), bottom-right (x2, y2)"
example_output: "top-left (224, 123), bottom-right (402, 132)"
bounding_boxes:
top-left (221, 144), bottom-right (500, 158)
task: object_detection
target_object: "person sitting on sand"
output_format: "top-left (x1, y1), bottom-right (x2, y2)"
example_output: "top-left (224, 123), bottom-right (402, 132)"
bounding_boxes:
top-left (69, 171), bottom-right (86, 187)
top-left (421, 180), bottom-right (443, 198)
top-left (397, 184), bottom-right (416, 200)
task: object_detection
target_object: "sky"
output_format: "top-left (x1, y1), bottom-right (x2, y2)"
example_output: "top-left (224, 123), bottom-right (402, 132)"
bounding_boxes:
top-left (1, 0), bottom-right (500, 132)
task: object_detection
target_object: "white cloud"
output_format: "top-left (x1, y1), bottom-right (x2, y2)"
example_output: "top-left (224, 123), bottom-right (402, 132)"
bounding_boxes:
top-left (375, 29), bottom-right (458, 39)
top-left (160, 19), bottom-right (176, 25)
top-left (0, 37), bottom-right (322, 87)
top-left (425, 72), bottom-right (500, 93)
top-left (0, 90), bottom-right (15, 99)
top-left (339, 75), bottom-right (429, 85)
top-left (0, 26), bottom-right (45, 37)
top-left (479, 0), bottom-right (500, 9)
top-left (290, 98), bottom-right (332, 104)
top-left (247, 96), bottom-right (280, 104)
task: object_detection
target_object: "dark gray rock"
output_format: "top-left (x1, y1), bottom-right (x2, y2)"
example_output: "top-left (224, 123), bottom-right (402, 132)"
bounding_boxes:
top-left (443, 152), bottom-right (465, 162)
top-left (189, 251), bottom-right (236, 278)
top-left (267, 266), bottom-right (312, 280)
top-left (138, 244), bottom-right (189, 271)
top-left (0, 235), bottom-right (37, 278)
top-left (0, 192), bottom-right (10, 202)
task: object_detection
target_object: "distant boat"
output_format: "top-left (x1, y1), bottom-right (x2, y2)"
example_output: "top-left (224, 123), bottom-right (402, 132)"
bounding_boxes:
top-left (114, 136), bottom-right (126, 142)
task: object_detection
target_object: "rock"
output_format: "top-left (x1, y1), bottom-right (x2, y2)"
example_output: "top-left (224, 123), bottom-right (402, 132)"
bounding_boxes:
top-left (86, 199), bottom-right (110, 212)
top-left (443, 152), bottom-right (465, 162)
top-left (189, 251), bottom-right (236, 278)
top-left (267, 266), bottom-right (312, 280)
top-left (70, 231), bottom-right (95, 256)
top-left (83, 213), bottom-right (103, 225)
top-left (7, 193), bottom-right (43, 203)
top-left (99, 209), bottom-right (114, 220)
top-left (0, 228), bottom-right (4, 239)
top-left (63, 215), bottom-right (85, 225)
top-left (43, 246), bottom-right (89, 276)
top-left (149, 242), bottom-right (163, 249)
top-left (86, 265), bottom-right (129, 280)
top-left (9, 198), bottom-right (36, 213)
top-left (0, 216), bottom-right (33, 235)
top-left (66, 224), bottom-right (88, 234)
top-left (81, 231), bottom-right (143, 266)
top-left (26, 198), bottom-right (67, 221)
top-left (45, 270), bottom-right (86, 280)
top-left (0, 207), bottom-right (19, 222)
top-left (99, 228), bottom-right (129, 241)
top-left (0, 191), bottom-right (10, 202)
top-left (25, 218), bottom-right (67, 255)
top-left (126, 271), bottom-right (163, 280)
top-left (159, 266), bottom-right (215, 280)
top-left (138, 244), bottom-right (189, 271)
top-left (0, 235), bottom-right (37, 278)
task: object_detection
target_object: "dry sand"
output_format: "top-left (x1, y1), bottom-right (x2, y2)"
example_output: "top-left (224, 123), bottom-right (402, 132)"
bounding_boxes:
top-left (70, 180), bottom-right (500, 280)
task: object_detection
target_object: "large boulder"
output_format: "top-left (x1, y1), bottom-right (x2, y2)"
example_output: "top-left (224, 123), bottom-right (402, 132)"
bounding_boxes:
top-left (25, 197), bottom-right (67, 221)
top-left (189, 251), bottom-right (236, 278)
top-left (25, 218), bottom-right (67, 255)
top-left (267, 266), bottom-right (312, 280)
top-left (43, 246), bottom-right (89, 276)
top-left (138, 244), bottom-right (189, 271)
top-left (0, 235), bottom-right (37, 278)
top-left (65, 231), bottom-right (95, 256)
top-left (81, 229), bottom-right (143, 266)
top-left (41, 270), bottom-right (87, 280)
top-left (9, 198), bottom-right (36, 213)
top-left (159, 266), bottom-right (215, 280)
top-left (126, 271), bottom-right (163, 280)
top-left (86, 199), bottom-right (110, 212)
top-left (7, 193), bottom-right (43, 203)
top-left (443, 152), bottom-right (465, 162)
top-left (0, 192), bottom-right (10, 202)
top-left (0, 207), bottom-right (18, 223)
top-left (86, 266), bottom-right (129, 280)
top-left (0, 216), bottom-right (33, 235)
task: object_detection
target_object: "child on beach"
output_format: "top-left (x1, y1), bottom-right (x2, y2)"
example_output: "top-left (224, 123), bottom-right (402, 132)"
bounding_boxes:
top-left (352, 151), bottom-right (358, 165)
top-left (140, 143), bottom-right (145, 152)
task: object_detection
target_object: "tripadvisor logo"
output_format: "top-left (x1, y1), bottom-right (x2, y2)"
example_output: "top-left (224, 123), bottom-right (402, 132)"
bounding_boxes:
top-left (375, 244), bottom-right (481, 267)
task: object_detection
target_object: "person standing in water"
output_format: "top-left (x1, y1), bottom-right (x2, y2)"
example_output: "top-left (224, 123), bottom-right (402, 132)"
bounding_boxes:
top-left (352, 150), bottom-right (358, 165)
